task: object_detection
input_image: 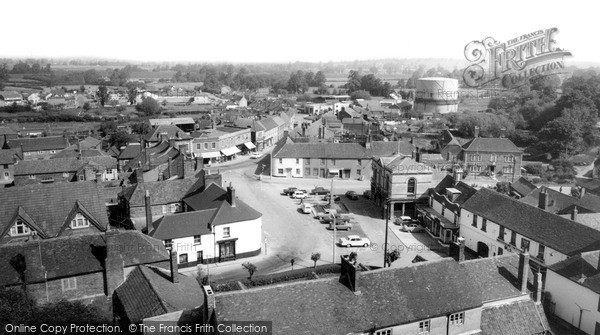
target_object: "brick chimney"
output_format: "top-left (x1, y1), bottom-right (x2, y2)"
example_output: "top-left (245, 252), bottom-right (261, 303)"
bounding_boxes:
top-left (534, 270), bottom-right (543, 304)
top-left (183, 158), bottom-right (198, 179)
top-left (145, 190), bottom-right (152, 234)
top-left (170, 250), bottom-right (179, 283)
top-left (571, 206), bottom-right (578, 222)
top-left (135, 167), bottom-right (144, 184)
top-left (457, 237), bottom-right (466, 262)
top-left (202, 285), bottom-right (216, 323)
top-left (538, 189), bottom-right (548, 210)
top-left (227, 185), bottom-right (236, 207)
top-left (105, 230), bottom-right (124, 297)
top-left (474, 126), bottom-right (480, 138)
top-left (580, 187), bottom-right (586, 199)
top-left (415, 148), bottom-right (421, 163)
top-left (518, 252), bottom-right (530, 294)
top-left (340, 255), bottom-right (361, 294)
top-left (453, 168), bottom-right (463, 184)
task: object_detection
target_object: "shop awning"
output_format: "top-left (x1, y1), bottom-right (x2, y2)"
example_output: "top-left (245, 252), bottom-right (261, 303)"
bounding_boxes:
top-left (244, 142), bottom-right (256, 149)
top-left (328, 169), bottom-right (339, 174)
top-left (221, 147), bottom-right (241, 156)
top-left (200, 151), bottom-right (221, 158)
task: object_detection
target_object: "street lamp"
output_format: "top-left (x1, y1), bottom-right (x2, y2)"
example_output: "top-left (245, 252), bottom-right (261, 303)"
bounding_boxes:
top-left (383, 201), bottom-right (390, 268)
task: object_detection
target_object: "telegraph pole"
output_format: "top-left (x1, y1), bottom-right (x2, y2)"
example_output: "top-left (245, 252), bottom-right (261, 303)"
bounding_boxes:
top-left (331, 179), bottom-right (336, 264)
top-left (383, 202), bottom-right (389, 268)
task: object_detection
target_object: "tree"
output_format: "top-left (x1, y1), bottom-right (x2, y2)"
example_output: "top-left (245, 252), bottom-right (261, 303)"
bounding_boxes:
top-left (311, 252), bottom-right (321, 268)
top-left (495, 182), bottom-right (511, 195)
top-left (345, 70), bottom-right (361, 93)
top-left (97, 86), bottom-right (109, 106)
top-left (287, 70), bottom-right (308, 93)
top-left (127, 87), bottom-right (138, 105)
top-left (314, 71), bottom-right (326, 87)
top-left (242, 262), bottom-right (257, 280)
top-left (109, 130), bottom-right (134, 149)
top-left (131, 122), bottom-right (151, 135)
top-left (350, 90), bottom-right (371, 100)
top-left (99, 121), bottom-right (118, 136)
top-left (82, 102), bottom-right (91, 111)
top-left (136, 97), bottom-right (161, 116)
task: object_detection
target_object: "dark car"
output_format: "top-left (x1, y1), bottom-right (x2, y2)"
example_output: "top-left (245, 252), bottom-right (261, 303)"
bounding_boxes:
top-left (363, 190), bottom-right (372, 199)
top-left (282, 187), bottom-right (298, 196)
top-left (320, 214), bottom-right (351, 224)
top-left (345, 191), bottom-right (359, 200)
top-left (323, 194), bottom-right (341, 202)
top-left (327, 221), bottom-right (353, 231)
top-left (310, 187), bottom-right (330, 195)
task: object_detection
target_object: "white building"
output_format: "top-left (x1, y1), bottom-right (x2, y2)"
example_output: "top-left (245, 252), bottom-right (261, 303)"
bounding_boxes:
top-left (150, 184), bottom-right (262, 266)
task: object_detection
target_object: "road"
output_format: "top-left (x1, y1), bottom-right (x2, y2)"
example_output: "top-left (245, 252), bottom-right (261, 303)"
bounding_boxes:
top-left (186, 152), bottom-right (445, 282)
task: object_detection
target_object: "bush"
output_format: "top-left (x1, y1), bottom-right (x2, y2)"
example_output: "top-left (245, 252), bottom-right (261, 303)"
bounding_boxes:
top-left (531, 177), bottom-right (542, 184)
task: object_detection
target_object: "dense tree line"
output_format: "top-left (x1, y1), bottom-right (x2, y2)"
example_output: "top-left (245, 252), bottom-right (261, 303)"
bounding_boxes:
top-left (344, 70), bottom-right (392, 97)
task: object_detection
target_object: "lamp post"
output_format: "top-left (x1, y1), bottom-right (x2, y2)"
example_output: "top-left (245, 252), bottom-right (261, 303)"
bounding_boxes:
top-left (383, 201), bottom-right (389, 268)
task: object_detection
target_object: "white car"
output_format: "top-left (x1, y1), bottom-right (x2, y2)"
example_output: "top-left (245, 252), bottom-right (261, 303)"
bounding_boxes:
top-left (250, 153), bottom-right (262, 159)
top-left (292, 190), bottom-right (308, 199)
top-left (339, 235), bottom-right (371, 248)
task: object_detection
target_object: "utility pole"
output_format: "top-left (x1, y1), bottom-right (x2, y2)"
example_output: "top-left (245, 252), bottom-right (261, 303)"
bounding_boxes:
top-left (383, 202), bottom-right (389, 268)
top-left (331, 179), bottom-right (336, 264)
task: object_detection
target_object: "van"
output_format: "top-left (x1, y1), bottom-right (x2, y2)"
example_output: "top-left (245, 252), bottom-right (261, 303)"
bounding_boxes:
top-left (301, 202), bottom-right (314, 214)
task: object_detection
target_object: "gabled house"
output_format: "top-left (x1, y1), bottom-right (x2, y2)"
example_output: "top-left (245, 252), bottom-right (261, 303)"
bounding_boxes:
top-left (0, 230), bottom-right (169, 306)
top-left (510, 176), bottom-right (537, 198)
top-left (0, 182), bottom-right (110, 244)
top-left (117, 142), bottom-right (142, 171)
top-left (149, 184), bottom-right (262, 266)
top-left (459, 136), bottom-right (523, 178)
top-left (0, 91), bottom-right (23, 104)
top-left (0, 148), bottom-right (22, 186)
top-left (460, 187), bottom-right (600, 270)
top-left (3, 136), bottom-right (70, 160)
top-left (144, 125), bottom-right (193, 153)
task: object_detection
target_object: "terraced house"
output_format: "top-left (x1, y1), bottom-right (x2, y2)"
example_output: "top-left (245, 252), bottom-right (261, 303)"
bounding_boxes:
top-left (191, 126), bottom-right (252, 163)
top-left (2, 136), bottom-right (70, 160)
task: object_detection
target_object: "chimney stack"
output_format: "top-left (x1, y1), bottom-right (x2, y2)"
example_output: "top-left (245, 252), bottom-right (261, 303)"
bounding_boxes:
top-left (453, 168), bottom-right (463, 184)
top-left (474, 126), bottom-right (480, 138)
top-left (340, 255), bottom-right (361, 294)
top-left (571, 206), bottom-right (578, 222)
top-left (458, 237), bottom-right (465, 262)
top-left (227, 184), bottom-right (236, 207)
top-left (580, 187), bottom-right (586, 199)
top-left (202, 285), bottom-right (216, 322)
top-left (105, 230), bottom-right (125, 297)
top-left (538, 189), bottom-right (548, 210)
top-left (518, 252), bottom-right (530, 294)
top-left (500, 127), bottom-right (506, 138)
top-left (170, 250), bottom-right (179, 283)
top-left (135, 167), bottom-right (144, 184)
top-left (145, 190), bottom-right (152, 234)
top-left (534, 270), bottom-right (543, 304)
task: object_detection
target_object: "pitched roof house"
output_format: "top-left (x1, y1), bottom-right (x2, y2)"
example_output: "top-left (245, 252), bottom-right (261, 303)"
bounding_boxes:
top-left (3, 136), bottom-right (70, 160)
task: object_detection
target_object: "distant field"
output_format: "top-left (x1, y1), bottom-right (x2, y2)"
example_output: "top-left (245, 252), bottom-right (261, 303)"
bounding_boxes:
top-left (51, 65), bottom-right (117, 72)
top-left (325, 73), bottom-right (409, 87)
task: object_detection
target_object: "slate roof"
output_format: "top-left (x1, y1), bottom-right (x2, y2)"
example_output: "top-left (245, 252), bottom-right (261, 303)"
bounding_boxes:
top-left (150, 209), bottom-right (215, 239)
top-left (14, 157), bottom-right (83, 175)
top-left (549, 250), bottom-right (600, 294)
top-left (462, 188), bottom-right (600, 256)
top-left (257, 118), bottom-right (278, 131)
top-left (273, 142), bottom-right (370, 159)
top-left (0, 182), bottom-right (110, 238)
top-left (480, 299), bottom-right (550, 335)
top-left (367, 141), bottom-right (414, 157)
top-left (0, 126), bottom-right (18, 136)
top-left (233, 118), bottom-right (265, 132)
top-left (510, 177), bottom-right (537, 197)
top-left (0, 230), bottom-right (169, 286)
top-left (114, 265), bottom-right (205, 323)
top-left (5, 136), bottom-right (70, 152)
top-left (462, 137), bottom-right (522, 153)
top-left (121, 178), bottom-right (204, 207)
top-left (144, 125), bottom-right (192, 142)
top-left (432, 176), bottom-right (478, 207)
top-left (215, 258), bottom-right (483, 334)
top-left (118, 143), bottom-right (142, 160)
top-left (519, 186), bottom-right (600, 214)
top-left (0, 148), bottom-right (22, 165)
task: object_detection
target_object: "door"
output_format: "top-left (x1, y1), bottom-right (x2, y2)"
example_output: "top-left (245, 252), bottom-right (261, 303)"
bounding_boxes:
top-left (344, 169), bottom-right (351, 179)
top-left (286, 168), bottom-right (292, 178)
top-left (320, 169), bottom-right (325, 178)
top-left (219, 241), bottom-right (236, 261)
top-left (197, 250), bottom-right (204, 264)
top-left (477, 242), bottom-right (489, 258)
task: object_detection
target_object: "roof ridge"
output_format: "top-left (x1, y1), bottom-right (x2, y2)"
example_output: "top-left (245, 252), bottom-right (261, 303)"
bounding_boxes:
top-left (137, 265), bottom-right (171, 315)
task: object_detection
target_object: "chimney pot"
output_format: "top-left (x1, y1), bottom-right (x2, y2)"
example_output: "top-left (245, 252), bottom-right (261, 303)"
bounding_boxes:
top-left (227, 185), bottom-right (236, 207)
top-left (571, 206), bottom-right (578, 222)
top-left (145, 190), bottom-right (153, 234)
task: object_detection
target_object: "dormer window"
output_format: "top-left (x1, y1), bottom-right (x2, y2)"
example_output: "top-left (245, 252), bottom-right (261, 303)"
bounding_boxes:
top-left (10, 219), bottom-right (31, 236)
top-left (70, 213), bottom-right (89, 229)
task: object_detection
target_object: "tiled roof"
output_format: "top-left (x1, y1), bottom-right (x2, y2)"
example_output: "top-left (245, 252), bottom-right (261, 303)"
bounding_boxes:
top-left (0, 126), bottom-right (18, 136)
top-left (144, 125), bottom-right (192, 142)
top-left (378, 156), bottom-right (432, 174)
top-left (216, 259), bottom-right (483, 334)
top-left (273, 142), bottom-right (370, 159)
top-left (114, 265), bottom-right (205, 323)
top-left (233, 118), bottom-right (265, 131)
top-left (462, 137), bottom-right (522, 153)
top-left (0, 182), bottom-right (110, 238)
top-left (433, 176), bottom-right (477, 205)
top-left (367, 141), bottom-right (414, 157)
top-left (549, 250), bottom-right (600, 294)
top-left (0, 148), bottom-right (21, 165)
top-left (150, 209), bottom-right (215, 239)
top-left (257, 118), bottom-right (278, 131)
top-left (118, 143), bottom-right (142, 160)
top-left (5, 136), bottom-right (69, 152)
top-left (122, 178), bottom-right (204, 207)
top-left (519, 186), bottom-right (600, 214)
top-left (14, 157), bottom-right (82, 175)
top-left (462, 188), bottom-right (600, 255)
top-left (510, 177), bottom-right (537, 197)
top-left (149, 118), bottom-right (195, 126)
top-left (0, 231), bottom-right (169, 286)
top-left (123, 142), bottom-right (179, 172)
top-left (480, 299), bottom-right (550, 335)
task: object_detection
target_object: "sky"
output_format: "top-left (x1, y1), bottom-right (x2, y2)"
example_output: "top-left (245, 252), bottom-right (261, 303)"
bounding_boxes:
top-left (0, 0), bottom-right (596, 64)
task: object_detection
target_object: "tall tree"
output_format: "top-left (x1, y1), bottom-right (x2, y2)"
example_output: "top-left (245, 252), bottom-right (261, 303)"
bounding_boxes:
top-left (97, 86), bottom-right (109, 106)
top-left (314, 71), bottom-right (326, 87)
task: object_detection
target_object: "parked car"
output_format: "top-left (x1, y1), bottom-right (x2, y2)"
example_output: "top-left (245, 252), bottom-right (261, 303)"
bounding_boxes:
top-left (300, 202), bottom-right (314, 214)
top-left (249, 153), bottom-right (262, 159)
top-left (323, 194), bottom-right (341, 202)
top-left (292, 190), bottom-right (308, 199)
top-left (345, 190), bottom-right (359, 200)
top-left (320, 213), bottom-right (351, 224)
top-left (282, 187), bottom-right (298, 196)
top-left (310, 187), bottom-right (330, 195)
top-left (327, 221), bottom-right (352, 231)
top-left (394, 216), bottom-right (417, 226)
top-left (400, 222), bottom-right (424, 233)
top-left (363, 190), bottom-right (372, 199)
top-left (338, 235), bottom-right (371, 247)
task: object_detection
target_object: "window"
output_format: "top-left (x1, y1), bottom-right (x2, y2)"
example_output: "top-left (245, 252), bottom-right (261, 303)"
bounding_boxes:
top-left (505, 155), bottom-right (514, 163)
top-left (374, 329), bottom-right (391, 335)
top-left (490, 154), bottom-right (497, 162)
top-left (279, 158), bottom-right (283, 164)
top-left (3, 172), bottom-right (9, 178)
top-left (521, 238), bottom-right (530, 252)
top-left (358, 159), bottom-right (362, 165)
top-left (331, 159), bottom-right (336, 165)
top-left (2, 164), bottom-right (7, 169)
top-left (304, 168), bottom-right (310, 176)
top-left (296, 169), bottom-right (300, 174)
top-left (70, 213), bottom-right (89, 229)
top-left (78, 175), bottom-right (84, 181)
top-left (538, 244), bottom-right (545, 261)
top-left (498, 226), bottom-right (505, 241)
top-left (503, 166), bottom-right (514, 174)
top-left (356, 169), bottom-right (361, 176)
top-left (223, 227), bottom-right (230, 237)
top-left (162, 205), bottom-right (168, 214)
top-left (196, 143), bottom-right (201, 150)
top-left (313, 168), bottom-right (318, 176)
top-left (211, 142), bottom-right (216, 149)
top-left (449, 312), bottom-right (464, 325)
top-left (481, 218), bottom-right (487, 232)
top-left (28, 174), bottom-right (36, 179)
top-left (61, 277), bottom-right (77, 291)
top-left (10, 219), bottom-right (30, 236)
top-left (470, 154), bottom-right (481, 162)
top-left (169, 203), bottom-right (181, 213)
top-left (50, 150), bottom-right (56, 154)
top-left (472, 214), bottom-right (478, 227)
top-left (194, 235), bottom-right (201, 244)
top-left (295, 159), bottom-right (300, 164)
top-left (418, 320), bottom-right (430, 333)
top-left (179, 253), bottom-right (188, 263)
top-left (62, 172), bottom-right (69, 178)
top-left (204, 143), bottom-right (209, 150)
top-left (510, 231), bottom-right (516, 246)
top-left (164, 239), bottom-right (173, 249)
top-left (305, 158), bottom-right (310, 165)
top-left (278, 169), bottom-right (283, 174)
top-left (407, 178), bottom-right (416, 194)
